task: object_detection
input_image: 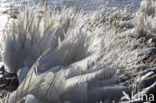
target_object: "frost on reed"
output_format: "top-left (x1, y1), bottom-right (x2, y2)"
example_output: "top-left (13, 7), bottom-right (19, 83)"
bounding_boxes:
top-left (1, 0), bottom-right (156, 103)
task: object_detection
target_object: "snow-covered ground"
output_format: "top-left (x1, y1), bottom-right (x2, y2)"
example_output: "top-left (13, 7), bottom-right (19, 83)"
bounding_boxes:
top-left (0, 0), bottom-right (142, 10)
top-left (0, 0), bottom-right (142, 43)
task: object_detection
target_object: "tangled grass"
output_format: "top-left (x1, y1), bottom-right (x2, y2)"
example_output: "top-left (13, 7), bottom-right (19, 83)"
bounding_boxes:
top-left (0, 0), bottom-right (156, 103)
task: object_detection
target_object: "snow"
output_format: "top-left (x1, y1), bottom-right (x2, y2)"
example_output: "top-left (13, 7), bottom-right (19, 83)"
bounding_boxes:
top-left (0, 12), bottom-right (8, 41)
top-left (137, 48), bottom-right (156, 57)
top-left (0, 0), bottom-right (142, 12)
top-left (0, 92), bottom-right (2, 97)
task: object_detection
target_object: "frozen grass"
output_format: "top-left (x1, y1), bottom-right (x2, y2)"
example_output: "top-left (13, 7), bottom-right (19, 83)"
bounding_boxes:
top-left (0, 0), bottom-right (156, 103)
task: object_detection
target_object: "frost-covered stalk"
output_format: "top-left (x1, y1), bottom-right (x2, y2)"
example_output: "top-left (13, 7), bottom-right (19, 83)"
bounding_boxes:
top-left (1, 7), bottom-right (73, 73)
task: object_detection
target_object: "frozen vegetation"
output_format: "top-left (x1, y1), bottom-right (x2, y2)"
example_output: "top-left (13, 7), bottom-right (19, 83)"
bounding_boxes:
top-left (0, 0), bottom-right (156, 103)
